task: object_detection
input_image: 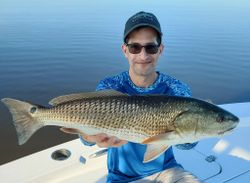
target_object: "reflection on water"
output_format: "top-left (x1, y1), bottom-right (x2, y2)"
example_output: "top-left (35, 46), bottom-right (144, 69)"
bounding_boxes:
top-left (0, 0), bottom-right (250, 164)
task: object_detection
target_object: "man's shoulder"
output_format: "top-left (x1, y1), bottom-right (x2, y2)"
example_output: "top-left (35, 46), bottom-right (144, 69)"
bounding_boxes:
top-left (158, 72), bottom-right (191, 97)
top-left (159, 72), bottom-right (188, 86)
top-left (96, 71), bottom-right (128, 91)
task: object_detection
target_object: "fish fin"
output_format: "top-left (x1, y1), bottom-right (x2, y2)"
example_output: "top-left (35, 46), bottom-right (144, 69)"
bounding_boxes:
top-left (49, 89), bottom-right (126, 106)
top-left (1, 98), bottom-right (43, 145)
top-left (143, 144), bottom-right (169, 163)
top-left (196, 98), bottom-right (214, 104)
top-left (60, 127), bottom-right (82, 134)
top-left (60, 128), bottom-right (91, 142)
top-left (142, 131), bottom-right (177, 144)
top-left (205, 99), bottom-right (214, 104)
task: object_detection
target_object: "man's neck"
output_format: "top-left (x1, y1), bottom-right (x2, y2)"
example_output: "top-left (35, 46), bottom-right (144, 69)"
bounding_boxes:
top-left (129, 70), bottom-right (158, 88)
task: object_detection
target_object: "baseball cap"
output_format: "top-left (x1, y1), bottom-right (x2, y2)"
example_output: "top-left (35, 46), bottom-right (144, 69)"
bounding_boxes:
top-left (123, 11), bottom-right (162, 44)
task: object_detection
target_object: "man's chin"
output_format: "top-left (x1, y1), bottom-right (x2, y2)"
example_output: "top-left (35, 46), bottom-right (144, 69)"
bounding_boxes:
top-left (134, 70), bottom-right (155, 77)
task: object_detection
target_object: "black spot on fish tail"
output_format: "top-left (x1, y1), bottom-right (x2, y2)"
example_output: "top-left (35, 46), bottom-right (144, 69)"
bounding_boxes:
top-left (30, 107), bottom-right (37, 113)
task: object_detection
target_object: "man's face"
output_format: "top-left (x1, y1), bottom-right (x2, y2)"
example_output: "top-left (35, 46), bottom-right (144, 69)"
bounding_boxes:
top-left (122, 27), bottom-right (164, 77)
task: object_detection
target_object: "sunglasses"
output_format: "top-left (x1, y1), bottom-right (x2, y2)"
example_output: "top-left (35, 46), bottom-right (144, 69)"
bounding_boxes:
top-left (125, 43), bottom-right (160, 54)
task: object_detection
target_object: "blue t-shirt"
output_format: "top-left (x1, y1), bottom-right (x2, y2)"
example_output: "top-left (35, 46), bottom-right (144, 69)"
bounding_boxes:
top-left (82, 71), bottom-right (197, 182)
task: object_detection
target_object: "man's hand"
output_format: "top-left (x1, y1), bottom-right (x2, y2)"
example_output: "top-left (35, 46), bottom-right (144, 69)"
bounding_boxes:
top-left (83, 133), bottom-right (127, 148)
top-left (60, 127), bottom-right (127, 148)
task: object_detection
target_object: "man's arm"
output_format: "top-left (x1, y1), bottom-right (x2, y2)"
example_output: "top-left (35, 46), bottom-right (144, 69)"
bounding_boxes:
top-left (79, 132), bottom-right (127, 147)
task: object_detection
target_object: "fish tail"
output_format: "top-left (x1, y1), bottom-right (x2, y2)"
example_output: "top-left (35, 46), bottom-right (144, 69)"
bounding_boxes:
top-left (1, 98), bottom-right (43, 145)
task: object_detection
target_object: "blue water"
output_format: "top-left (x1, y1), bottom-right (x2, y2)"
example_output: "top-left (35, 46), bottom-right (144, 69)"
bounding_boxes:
top-left (0, 0), bottom-right (250, 164)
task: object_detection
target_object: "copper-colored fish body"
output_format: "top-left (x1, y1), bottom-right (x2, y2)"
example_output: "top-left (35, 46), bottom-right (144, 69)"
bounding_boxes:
top-left (1, 90), bottom-right (239, 162)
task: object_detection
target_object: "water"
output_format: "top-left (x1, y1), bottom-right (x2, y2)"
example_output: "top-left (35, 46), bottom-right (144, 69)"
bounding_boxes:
top-left (0, 0), bottom-right (250, 165)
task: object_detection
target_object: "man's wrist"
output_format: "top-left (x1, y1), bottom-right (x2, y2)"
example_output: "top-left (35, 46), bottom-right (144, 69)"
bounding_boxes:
top-left (79, 135), bottom-right (96, 146)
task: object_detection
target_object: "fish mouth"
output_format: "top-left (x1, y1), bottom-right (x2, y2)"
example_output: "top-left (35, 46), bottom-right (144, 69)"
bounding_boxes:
top-left (218, 127), bottom-right (236, 135)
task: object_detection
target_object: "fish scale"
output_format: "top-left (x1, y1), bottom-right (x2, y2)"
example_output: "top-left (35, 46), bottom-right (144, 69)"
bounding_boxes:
top-left (42, 96), bottom-right (184, 136)
top-left (38, 96), bottom-right (169, 136)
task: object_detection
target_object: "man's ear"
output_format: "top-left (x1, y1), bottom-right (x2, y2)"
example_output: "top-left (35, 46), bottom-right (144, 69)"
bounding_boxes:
top-left (158, 44), bottom-right (164, 55)
top-left (121, 44), bottom-right (129, 58)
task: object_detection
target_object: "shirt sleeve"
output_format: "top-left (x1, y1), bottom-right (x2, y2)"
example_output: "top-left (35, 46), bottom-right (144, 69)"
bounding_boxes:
top-left (175, 141), bottom-right (198, 150)
top-left (79, 135), bottom-right (96, 146)
top-left (96, 79), bottom-right (112, 91)
top-left (171, 80), bottom-right (192, 97)
top-left (96, 77), bottom-right (121, 91)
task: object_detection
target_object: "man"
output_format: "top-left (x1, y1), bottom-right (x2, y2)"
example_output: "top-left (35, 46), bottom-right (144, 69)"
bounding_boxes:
top-left (63, 11), bottom-right (200, 183)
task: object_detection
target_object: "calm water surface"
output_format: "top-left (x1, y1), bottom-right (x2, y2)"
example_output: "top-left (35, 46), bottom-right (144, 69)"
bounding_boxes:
top-left (0, 0), bottom-right (250, 164)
